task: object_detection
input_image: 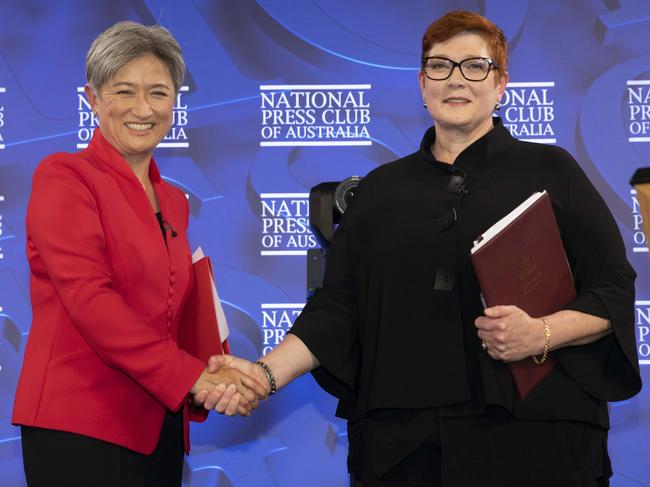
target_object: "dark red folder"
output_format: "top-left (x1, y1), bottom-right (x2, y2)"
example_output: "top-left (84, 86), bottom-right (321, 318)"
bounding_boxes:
top-left (178, 256), bottom-right (230, 362)
top-left (470, 191), bottom-right (576, 399)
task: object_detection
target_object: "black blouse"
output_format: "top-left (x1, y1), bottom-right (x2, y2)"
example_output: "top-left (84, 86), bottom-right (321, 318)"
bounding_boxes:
top-left (290, 118), bottom-right (641, 426)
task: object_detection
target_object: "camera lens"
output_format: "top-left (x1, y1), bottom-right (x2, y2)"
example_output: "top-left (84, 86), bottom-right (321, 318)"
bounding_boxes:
top-left (334, 176), bottom-right (362, 215)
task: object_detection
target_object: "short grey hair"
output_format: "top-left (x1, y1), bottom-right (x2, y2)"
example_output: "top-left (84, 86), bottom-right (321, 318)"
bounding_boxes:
top-left (86, 21), bottom-right (185, 94)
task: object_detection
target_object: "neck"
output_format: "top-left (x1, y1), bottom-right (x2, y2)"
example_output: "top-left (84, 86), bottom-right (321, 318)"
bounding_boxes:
top-left (432, 118), bottom-right (494, 164)
top-left (128, 158), bottom-right (151, 189)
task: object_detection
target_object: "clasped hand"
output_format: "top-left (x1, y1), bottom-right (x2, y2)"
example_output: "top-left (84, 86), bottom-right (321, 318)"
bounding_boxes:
top-left (190, 355), bottom-right (269, 416)
top-left (475, 305), bottom-right (546, 362)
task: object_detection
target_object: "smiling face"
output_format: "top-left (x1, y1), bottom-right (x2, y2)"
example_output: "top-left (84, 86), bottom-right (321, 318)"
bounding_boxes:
top-left (419, 31), bottom-right (508, 141)
top-left (85, 53), bottom-right (174, 166)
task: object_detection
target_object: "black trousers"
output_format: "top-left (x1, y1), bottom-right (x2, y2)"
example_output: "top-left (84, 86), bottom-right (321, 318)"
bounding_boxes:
top-left (21, 409), bottom-right (184, 487)
top-left (353, 410), bottom-right (612, 487)
top-left (355, 419), bottom-right (442, 487)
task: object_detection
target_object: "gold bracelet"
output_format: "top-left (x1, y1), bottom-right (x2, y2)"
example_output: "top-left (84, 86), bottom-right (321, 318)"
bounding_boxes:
top-left (532, 317), bottom-right (551, 365)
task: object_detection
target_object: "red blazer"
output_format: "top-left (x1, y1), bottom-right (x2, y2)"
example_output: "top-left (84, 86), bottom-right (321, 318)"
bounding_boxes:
top-left (12, 128), bottom-right (206, 454)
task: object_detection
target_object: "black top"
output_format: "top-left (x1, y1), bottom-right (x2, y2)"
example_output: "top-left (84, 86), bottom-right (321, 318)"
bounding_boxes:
top-left (290, 119), bottom-right (641, 426)
top-left (155, 212), bottom-right (166, 239)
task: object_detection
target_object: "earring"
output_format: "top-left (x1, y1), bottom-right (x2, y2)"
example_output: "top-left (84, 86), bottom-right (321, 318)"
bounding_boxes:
top-left (494, 101), bottom-right (502, 111)
top-left (423, 99), bottom-right (428, 108)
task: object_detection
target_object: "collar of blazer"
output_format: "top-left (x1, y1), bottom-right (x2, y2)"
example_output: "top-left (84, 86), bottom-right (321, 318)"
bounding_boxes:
top-left (83, 127), bottom-right (169, 219)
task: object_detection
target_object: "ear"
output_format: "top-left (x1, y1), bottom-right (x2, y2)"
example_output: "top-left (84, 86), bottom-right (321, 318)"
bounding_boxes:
top-left (496, 70), bottom-right (509, 100)
top-left (418, 69), bottom-right (427, 98)
top-left (84, 84), bottom-right (99, 113)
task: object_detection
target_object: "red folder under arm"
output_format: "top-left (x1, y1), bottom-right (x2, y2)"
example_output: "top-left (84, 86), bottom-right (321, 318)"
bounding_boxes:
top-left (178, 256), bottom-right (230, 360)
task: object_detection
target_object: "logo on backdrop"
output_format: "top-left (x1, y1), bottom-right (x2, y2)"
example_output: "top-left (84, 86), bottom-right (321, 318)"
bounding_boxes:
top-left (259, 84), bottom-right (371, 147)
top-left (0, 86), bottom-right (6, 150)
top-left (260, 303), bottom-right (304, 355)
top-left (626, 80), bottom-right (650, 142)
top-left (635, 300), bottom-right (650, 364)
top-left (501, 82), bottom-right (556, 144)
top-left (76, 86), bottom-right (190, 149)
top-left (630, 189), bottom-right (647, 253)
top-left (260, 193), bottom-right (318, 256)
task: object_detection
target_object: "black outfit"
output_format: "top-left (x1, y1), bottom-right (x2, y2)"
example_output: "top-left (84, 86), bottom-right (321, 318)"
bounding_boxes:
top-left (21, 213), bottom-right (184, 487)
top-left (290, 119), bottom-right (641, 486)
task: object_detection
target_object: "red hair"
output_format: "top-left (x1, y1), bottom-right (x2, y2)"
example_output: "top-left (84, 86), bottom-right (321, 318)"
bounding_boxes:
top-left (421, 11), bottom-right (508, 73)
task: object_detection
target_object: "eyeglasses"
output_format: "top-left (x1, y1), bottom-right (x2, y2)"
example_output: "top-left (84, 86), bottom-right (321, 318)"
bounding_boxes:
top-left (421, 56), bottom-right (499, 82)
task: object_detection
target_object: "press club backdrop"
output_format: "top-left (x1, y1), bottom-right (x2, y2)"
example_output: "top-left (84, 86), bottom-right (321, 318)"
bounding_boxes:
top-left (0, 1), bottom-right (649, 485)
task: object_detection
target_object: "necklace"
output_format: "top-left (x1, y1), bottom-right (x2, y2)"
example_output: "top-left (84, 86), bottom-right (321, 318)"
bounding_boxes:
top-left (137, 172), bottom-right (148, 190)
top-left (130, 162), bottom-right (150, 189)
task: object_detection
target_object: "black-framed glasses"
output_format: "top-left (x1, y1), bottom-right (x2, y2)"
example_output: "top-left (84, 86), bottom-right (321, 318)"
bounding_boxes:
top-left (421, 56), bottom-right (499, 82)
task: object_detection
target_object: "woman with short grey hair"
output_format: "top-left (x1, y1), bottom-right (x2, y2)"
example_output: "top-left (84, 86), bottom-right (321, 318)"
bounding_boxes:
top-left (12, 21), bottom-right (265, 487)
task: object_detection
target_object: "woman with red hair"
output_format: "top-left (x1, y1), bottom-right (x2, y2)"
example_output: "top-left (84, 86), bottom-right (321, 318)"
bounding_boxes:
top-left (203, 11), bottom-right (641, 486)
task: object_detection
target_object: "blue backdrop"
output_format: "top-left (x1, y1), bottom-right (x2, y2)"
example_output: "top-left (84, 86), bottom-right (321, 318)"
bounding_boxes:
top-left (1, 1), bottom-right (649, 485)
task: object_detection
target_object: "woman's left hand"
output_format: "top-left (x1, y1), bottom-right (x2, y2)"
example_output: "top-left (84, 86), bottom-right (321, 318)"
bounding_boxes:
top-left (475, 305), bottom-right (546, 362)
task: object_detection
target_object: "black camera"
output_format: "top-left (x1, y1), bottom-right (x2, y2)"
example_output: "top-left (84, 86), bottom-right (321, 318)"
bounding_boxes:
top-left (307, 176), bottom-right (362, 297)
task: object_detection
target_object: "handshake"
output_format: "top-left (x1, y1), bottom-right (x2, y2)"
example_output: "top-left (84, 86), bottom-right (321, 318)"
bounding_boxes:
top-left (190, 355), bottom-right (271, 417)
top-left (188, 334), bottom-right (317, 416)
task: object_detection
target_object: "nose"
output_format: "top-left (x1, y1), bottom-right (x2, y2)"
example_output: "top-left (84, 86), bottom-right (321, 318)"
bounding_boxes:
top-left (447, 65), bottom-right (465, 84)
top-left (132, 92), bottom-right (153, 119)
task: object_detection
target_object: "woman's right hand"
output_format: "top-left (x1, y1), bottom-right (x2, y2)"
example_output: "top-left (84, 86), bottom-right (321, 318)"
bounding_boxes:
top-left (208, 355), bottom-right (270, 394)
top-left (191, 365), bottom-right (267, 416)
top-left (190, 355), bottom-right (271, 414)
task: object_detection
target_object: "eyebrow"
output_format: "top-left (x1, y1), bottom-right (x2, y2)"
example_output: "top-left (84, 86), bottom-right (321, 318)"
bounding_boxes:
top-left (426, 54), bottom-right (486, 59)
top-left (110, 81), bottom-right (172, 90)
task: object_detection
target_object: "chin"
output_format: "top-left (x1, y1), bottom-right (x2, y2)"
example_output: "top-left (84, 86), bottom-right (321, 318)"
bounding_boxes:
top-left (437, 116), bottom-right (474, 128)
top-left (124, 142), bottom-right (157, 155)
top-left (126, 136), bottom-right (158, 148)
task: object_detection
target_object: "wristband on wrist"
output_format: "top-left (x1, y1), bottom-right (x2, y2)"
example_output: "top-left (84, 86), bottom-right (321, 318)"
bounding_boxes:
top-left (255, 360), bottom-right (277, 395)
top-left (532, 317), bottom-right (551, 365)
